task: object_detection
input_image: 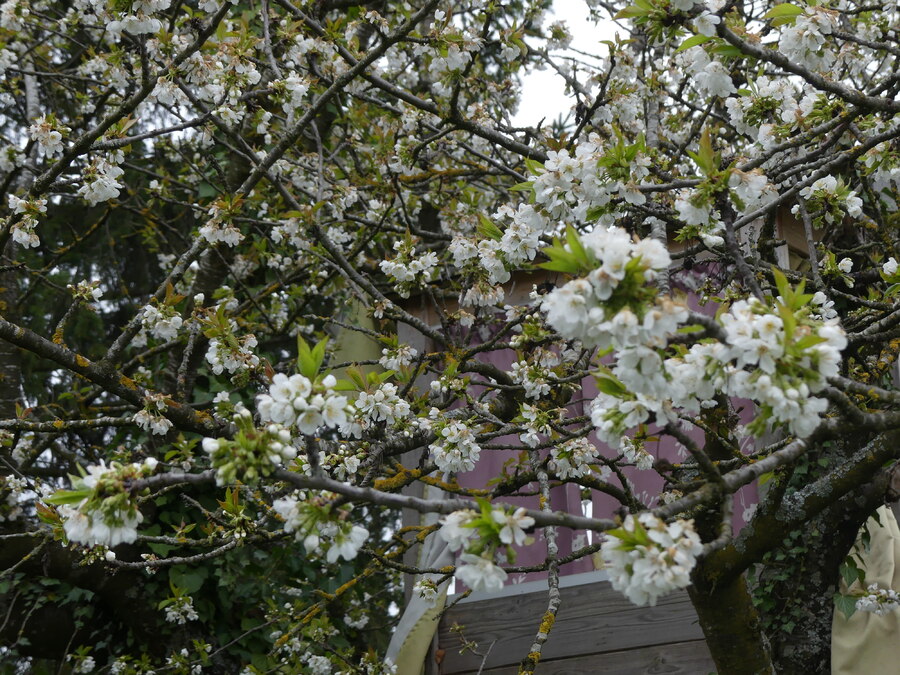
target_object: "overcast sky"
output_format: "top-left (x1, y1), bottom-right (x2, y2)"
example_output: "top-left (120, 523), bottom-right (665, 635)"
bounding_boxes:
top-left (512, 0), bottom-right (618, 127)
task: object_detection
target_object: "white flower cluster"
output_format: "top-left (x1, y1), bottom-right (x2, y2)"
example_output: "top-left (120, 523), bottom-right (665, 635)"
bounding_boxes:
top-left (273, 493), bottom-right (369, 563)
top-left (109, 0), bottom-right (171, 35)
top-left (495, 204), bottom-right (545, 264)
top-left (0, 0), bottom-right (27, 31)
top-left (77, 154), bottom-right (125, 206)
top-left (541, 227), bottom-right (681, 350)
top-left (140, 304), bottom-right (183, 341)
top-left (779, 7), bottom-right (838, 72)
top-left (795, 175), bottom-right (863, 224)
top-left (202, 416), bottom-right (297, 485)
top-left (199, 201), bottom-right (244, 246)
top-left (149, 76), bottom-right (188, 107)
top-left (355, 382), bottom-right (410, 426)
top-left (304, 653), bottom-right (332, 675)
top-left (621, 436), bottom-right (654, 470)
top-left (164, 595), bottom-right (199, 624)
top-left (70, 656), bottom-right (96, 675)
top-left (724, 76), bottom-right (815, 144)
top-left (28, 114), bottom-right (67, 157)
top-left (205, 334), bottom-right (260, 375)
top-left (55, 458), bottom-right (158, 548)
top-left (449, 206), bottom-right (545, 294)
top-left (591, 296), bottom-right (846, 447)
top-left (0, 475), bottom-right (28, 522)
top-left (681, 47), bottom-right (736, 99)
top-left (379, 240), bottom-right (439, 298)
top-left (379, 343), bottom-right (418, 371)
top-left (0, 144), bottom-right (24, 173)
top-left (717, 298), bottom-right (845, 437)
top-left (601, 513), bottom-right (703, 607)
top-left (519, 403), bottom-right (553, 448)
top-left (550, 437), bottom-right (606, 480)
top-left (67, 279), bottom-right (103, 303)
top-left (673, 189), bottom-right (725, 247)
top-left (811, 291), bottom-right (838, 321)
top-left (7, 194), bottom-right (45, 248)
top-left (134, 394), bottom-right (173, 436)
top-left (278, 70), bottom-right (309, 114)
top-left (455, 553), bottom-right (509, 593)
top-left (427, 417), bottom-right (482, 474)
top-left (531, 140), bottom-right (651, 222)
top-left (257, 373), bottom-right (348, 435)
top-left (510, 359), bottom-right (554, 400)
top-left (728, 169), bottom-right (779, 215)
top-left (855, 584), bottom-right (900, 616)
top-left (413, 579), bottom-right (439, 605)
top-left (439, 506), bottom-right (535, 593)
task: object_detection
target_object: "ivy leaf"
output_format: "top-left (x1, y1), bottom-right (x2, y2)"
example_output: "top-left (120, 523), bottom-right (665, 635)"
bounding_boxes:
top-left (833, 592), bottom-right (858, 619)
top-left (839, 559), bottom-right (864, 588)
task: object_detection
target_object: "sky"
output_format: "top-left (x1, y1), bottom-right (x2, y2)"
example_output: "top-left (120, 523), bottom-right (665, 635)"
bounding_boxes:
top-left (512, 0), bottom-right (618, 127)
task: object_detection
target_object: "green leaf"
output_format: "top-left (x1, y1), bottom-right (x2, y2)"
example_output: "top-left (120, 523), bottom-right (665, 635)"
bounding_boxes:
top-left (833, 592), bottom-right (858, 619)
top-left (764, 3), bottom-right (804, 18)
top-left (538, 247), bottom-right (580, 274)
top-left (45, 489), bottom-right (92, 505)
top-left (297, 336), bottom-right (329, 379)
top-left (689, 128), bottom-right (718, 176)
top-left (565, 224), bottom-right (588, 266)
top-left (615, 5), bottom-right (650, 19)
top-left (771, 266), bottom-right (790, 301)
top-left (709, 43), bottom-right (745, 57)
top-left (477, 214), bottom-right (504, 241)
top-left (677, 35), bottom-right (713, 52)
top-left (839, 559), bottom-right (864, 588)
top-left (524, 158), bottom-right (544, 175)
top-left (197, 182), bottom-right (217, 199)
top-left (595, 375), bottom-right (627, 397)
top-left (758, 471), bottom-right (775, 487)
top-left (169, 567), bottom-right (208, 594)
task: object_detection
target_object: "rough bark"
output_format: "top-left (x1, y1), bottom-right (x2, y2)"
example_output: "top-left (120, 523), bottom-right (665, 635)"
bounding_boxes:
top-left (689, 569), bottom-right (775, 675)
top-left (754, 448), bottom-right (890, 673)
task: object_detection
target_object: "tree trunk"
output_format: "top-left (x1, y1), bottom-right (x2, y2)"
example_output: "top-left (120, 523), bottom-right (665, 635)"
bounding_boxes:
top-left (756, 466), bottom-right (888, 673)
top-left (689, 569), bottom-right (775, 675)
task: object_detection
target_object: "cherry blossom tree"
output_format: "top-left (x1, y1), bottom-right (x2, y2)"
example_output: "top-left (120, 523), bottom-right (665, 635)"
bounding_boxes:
top-left (1, 0), bottom-right (900, 672)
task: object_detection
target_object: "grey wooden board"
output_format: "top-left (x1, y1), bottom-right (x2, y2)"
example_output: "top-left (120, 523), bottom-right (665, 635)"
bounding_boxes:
top-left (438, 582), bottom-right (706, 674)
top-left (474, 640), bottom-right (716, 675)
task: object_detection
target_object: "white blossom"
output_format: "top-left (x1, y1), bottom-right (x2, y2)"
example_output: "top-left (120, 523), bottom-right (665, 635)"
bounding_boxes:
top-left (601, 513), bottom-right (703, 606)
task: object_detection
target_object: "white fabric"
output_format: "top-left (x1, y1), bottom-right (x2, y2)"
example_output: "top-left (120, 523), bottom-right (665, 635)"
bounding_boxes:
top-left (832, 505), bottom-right (900, 674)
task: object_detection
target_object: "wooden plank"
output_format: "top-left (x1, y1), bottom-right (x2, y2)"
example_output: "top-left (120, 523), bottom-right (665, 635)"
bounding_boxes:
top-left (438, 581), bottom-right (706, 673)
top-left (473, 640), bottom-right (716, 675)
